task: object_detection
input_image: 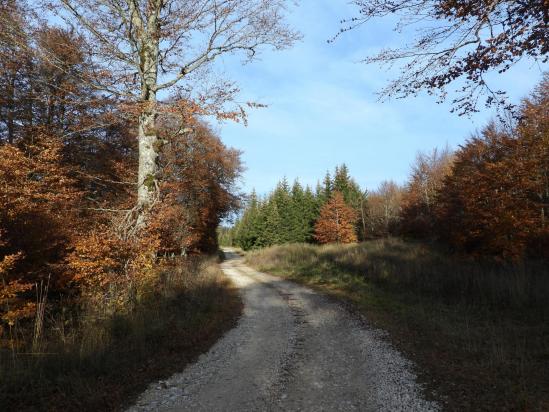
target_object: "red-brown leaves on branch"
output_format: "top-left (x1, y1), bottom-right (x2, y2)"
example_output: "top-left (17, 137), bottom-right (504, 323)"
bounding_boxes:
top-left (0, 132), bottom-right (81, 328)
top-left (153, 121), bottom-right (242, 255)
top-left (342, 0), bottom-right (548, 115)
top-left (314, 192), bottom-right (358, 244)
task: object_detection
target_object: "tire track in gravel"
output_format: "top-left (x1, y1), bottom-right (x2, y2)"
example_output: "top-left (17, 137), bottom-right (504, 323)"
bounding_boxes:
top-left (127, 250), bottom-right (439, 412)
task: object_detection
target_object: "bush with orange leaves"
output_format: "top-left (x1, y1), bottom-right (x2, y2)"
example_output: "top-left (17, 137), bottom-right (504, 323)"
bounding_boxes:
top-left (66, 227), bottom-right (162, 315)
top-left (0, 132), bottom-right (81, 336)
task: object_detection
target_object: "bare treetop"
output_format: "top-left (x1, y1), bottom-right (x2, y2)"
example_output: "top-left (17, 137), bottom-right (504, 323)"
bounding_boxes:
top-left (49, 0), bottom-right (299, 99)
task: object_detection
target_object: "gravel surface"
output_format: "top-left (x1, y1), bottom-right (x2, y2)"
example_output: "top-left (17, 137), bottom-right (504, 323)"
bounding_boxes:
top-left (127, 249), bottom-right (439, 412)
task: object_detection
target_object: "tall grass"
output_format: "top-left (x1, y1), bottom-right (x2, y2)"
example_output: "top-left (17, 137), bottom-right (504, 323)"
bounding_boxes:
top-left (246, 239), bottom-right (549, 411)
top-left (0, 256), bottom-right (241, 411)
top-left (247, 239), bottom-right (548, 308)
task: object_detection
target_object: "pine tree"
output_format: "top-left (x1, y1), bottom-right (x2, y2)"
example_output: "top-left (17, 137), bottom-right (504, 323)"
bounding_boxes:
top-left (303, 185), bottom-right (320, 242)
top-left (322, 171), bottom-right (332, 202)
top-left (272, 178), bottom-right (293, 243)
top-left (262, 200), bottom-right (282, 246)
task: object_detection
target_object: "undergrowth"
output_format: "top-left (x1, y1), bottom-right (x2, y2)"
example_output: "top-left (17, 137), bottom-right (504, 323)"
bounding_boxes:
top-left (0, 256), bottom-right (242, 411)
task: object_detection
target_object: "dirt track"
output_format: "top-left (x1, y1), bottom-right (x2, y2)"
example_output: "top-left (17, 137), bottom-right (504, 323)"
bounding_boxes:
top-left (128, 249), bottom-right (438, 411)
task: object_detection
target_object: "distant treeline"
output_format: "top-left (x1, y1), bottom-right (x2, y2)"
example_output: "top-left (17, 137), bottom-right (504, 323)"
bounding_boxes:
top-left (223, 75), bottom-right (548, 259)
top-left (220, 165), bottom-right (367, 249)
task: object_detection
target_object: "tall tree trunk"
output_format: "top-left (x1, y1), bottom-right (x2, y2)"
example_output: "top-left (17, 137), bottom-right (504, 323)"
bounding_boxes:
top-left (360, 197), bottom-right (367, 240)
top-left (6, 67), bottom-right (16, 144)
top-left (136, 31), bottom-right (160, 214)
top-left (137, 95), bottom-right (158, 210)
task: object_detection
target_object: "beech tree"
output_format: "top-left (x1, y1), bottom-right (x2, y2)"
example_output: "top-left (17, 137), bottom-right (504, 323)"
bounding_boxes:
top-left (435, 76), bottom-right (549, 257)
top-left (366, 180), bottom-right (403, 237)
top-left (400, 147), bottom-right (454, 237)
top-left (0, 1), bottom-right (31, 143)
top-left (314, 191), bottom-right (358, 244)
top-left (154, 121), bottom-right (242, 254)
top-left (45, 0), bottom-right (299, 221)
top-left (0, 6), bottom-right (246, 341)
top-left (340, 0), bottom-right (548, 114)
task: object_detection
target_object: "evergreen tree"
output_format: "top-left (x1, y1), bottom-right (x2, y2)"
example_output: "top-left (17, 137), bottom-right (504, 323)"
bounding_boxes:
top-left (333, 164), bottom-right (368, 240)
top-left (261, 200), bottom-right (282, 246)
top-left (323, 171), bottom-right (332, 201)
top-left (289, 179), bottom-right (306, 242)
top-left (286, 179), bottom-right (319, 243)
top-left (333, 164), bottom-right (362, 206)
top-left (272, 178), bottom-right (293, 243)
top-left (302, 185), bottom-right (320, 242)
top-left (234, 190), bottom-right (263, 250)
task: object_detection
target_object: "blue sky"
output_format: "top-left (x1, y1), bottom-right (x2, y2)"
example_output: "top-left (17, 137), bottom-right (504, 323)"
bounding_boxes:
top-left (214, 0), bottom-right (545, 195)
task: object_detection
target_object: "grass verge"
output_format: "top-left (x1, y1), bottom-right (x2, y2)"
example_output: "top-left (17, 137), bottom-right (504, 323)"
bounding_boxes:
top-left (0, 255), bottom-right (242, 411)
top-left (245, 239), bottom-right (549, 411)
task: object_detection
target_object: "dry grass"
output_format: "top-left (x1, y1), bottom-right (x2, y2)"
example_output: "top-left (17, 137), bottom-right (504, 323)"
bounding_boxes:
top-left (246, 239), bottom-right (549, 411)
top-left (0, 256), bottom-right (242, 411)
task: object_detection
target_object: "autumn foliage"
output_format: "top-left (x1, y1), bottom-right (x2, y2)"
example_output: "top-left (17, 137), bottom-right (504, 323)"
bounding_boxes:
top-left (0, 133), bottom-right (82, 330)
top-left (434, 79), bottom-right (549, 258)
top-left (314, 192), bottom-right (358, 244)
top-left (0, 4), bottom-right (242, 351)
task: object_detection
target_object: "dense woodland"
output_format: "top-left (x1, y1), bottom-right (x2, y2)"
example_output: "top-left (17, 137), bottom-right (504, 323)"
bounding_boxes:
top-left (0, 1), bottom-right (246, 368)
top-left (227, 76), bottom-right (549, 259)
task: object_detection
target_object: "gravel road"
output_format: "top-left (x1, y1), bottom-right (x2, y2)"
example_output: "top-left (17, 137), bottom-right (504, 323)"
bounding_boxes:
top-left (127, 249), bottom-right (438, 412)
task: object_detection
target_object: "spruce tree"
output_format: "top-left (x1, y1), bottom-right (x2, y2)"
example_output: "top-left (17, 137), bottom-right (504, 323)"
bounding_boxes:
top-left (262, 200), bottom-right (282, 246)
top-left (234, 190), bottom-right (261, 250)
top-left (303, 185), bottom-right (320, 242)
top-left (289, 179), bottom-right (306, 243)
top-left (323, 171), bottom-right (332, 201)
top-left (272, 178), bottom-right (293, 243)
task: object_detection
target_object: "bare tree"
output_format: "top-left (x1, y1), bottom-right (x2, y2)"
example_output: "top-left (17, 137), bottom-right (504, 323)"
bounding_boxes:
top-left (336, 0), bottom-right (548, 115)
top-left (367, 180), bottom-right (403, 236)
top-left (43, 0), bottom-right (299, 220)
top-left (408, 146), bottom-right (454, 213)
